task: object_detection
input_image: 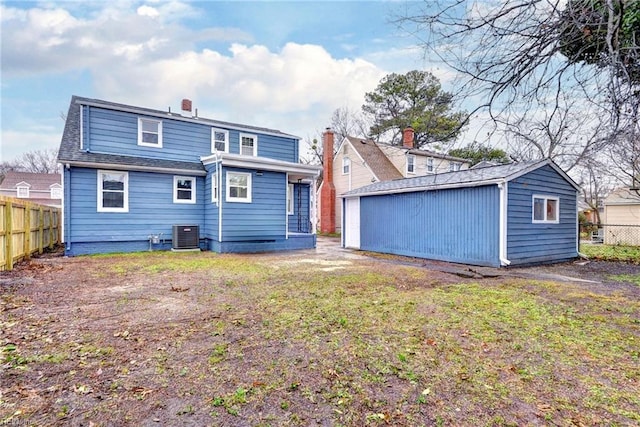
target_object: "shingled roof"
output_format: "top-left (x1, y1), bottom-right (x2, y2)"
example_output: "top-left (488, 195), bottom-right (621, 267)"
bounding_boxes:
top-left (605, 187), bottom-right (640, 205)
top-left (345, 136), bottom-right (403, 181)
top-left (0, 171), bottom-right (60, 191)
top-left (58, 95), bottom-right (298, 173)
top-left (341, 159), bottom-right (579, 197)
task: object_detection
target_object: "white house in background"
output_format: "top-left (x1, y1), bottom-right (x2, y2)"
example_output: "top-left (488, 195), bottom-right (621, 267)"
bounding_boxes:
top-left (0, 171), bottom-right (62, 208)
top-left (318, 127), bottom-right (471, 233)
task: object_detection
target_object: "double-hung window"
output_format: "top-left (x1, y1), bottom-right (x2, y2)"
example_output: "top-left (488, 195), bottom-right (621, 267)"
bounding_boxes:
top-left (240, 133), bottom-right (257, 156)
top-left (174, 176), bottom-right (196, 204)
top-left (138, 118), bottom-right (163, 147)
top-left (98, 170), bottom-right (128, 212)
top-left (287, 183), bottom-right (294, 214)
top-left (532, 195), bottom-right (559, 223)
top-left (426, 158), bottom-right (434, 173)
top-left (449, 162), bottom-right (461, 172)
top-left (342, 157), bottom-right (351, 175)
top-left (407, 155), bottom-right (416, 174)
top-left (226, 172), bottom-right (252, 203)
top-left (212, 128), bottom-right (229, 153)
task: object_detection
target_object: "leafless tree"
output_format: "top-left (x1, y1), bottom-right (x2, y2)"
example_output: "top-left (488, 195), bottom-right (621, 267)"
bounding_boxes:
top-left (396, 0), bottom-right (639, 165)
top-left (0, 148), bottom-right (60, 175)
top-left (502, 92), bottom-right (610, 173)
top-left (301, 106), bottom-right (370, 166)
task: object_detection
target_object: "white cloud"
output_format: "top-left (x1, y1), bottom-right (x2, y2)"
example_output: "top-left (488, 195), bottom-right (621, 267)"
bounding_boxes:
top-left (1, 129), bottom-right (62, 163)
top-left (0, 3), bottom-right (251, 77)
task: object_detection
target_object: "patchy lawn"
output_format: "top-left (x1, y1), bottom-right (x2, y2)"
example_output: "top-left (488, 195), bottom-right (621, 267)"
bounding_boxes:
top-left (1, 249), bottom-right (639, 426)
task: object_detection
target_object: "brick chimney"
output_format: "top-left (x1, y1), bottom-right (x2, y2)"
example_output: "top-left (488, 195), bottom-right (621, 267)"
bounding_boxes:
top-left (181, 98), bottom-right (192, 112)
top-left (402, 127), bottom-right (415, 149)
top-left (320, 128), bottom-right (336, 234)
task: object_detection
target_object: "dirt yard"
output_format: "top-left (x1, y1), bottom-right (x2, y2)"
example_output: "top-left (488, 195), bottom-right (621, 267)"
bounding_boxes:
top-left (2, 239), bottom-right (639, 426)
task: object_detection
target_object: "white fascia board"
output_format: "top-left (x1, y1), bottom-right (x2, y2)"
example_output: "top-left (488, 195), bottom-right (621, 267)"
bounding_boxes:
top-left (77, 100), bottom-right (300, 140)
top-left (201, 153), bottom-right (321, 177)
top-left (339, 178), bottom-right (505, 198)
top-left (503, 159), bottom-right (580, 191)
top-left (64, 160), bottom-right (207, 176)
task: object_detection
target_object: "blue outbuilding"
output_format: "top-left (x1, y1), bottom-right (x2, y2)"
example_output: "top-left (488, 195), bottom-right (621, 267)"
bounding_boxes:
top-left (341, 159), bottom-right (580, 267)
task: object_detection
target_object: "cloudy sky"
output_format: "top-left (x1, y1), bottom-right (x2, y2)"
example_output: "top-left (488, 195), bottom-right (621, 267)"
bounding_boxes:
top-left (1, 0), bottom-right (459, 162)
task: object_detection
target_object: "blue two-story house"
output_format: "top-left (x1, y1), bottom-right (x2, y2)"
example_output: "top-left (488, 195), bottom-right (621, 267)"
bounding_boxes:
top-left (58, 96), bottom-right (321, 256)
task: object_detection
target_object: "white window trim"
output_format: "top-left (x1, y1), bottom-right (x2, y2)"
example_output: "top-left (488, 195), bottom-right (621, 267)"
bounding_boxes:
top-left (226, 171), bottom-right (252, 203)
top-left (287, 183), bottom-right (294, 214)
top-left (211, 128), bottom-right (229, 153)
top-left (239, 133), bottom-right (258, 156)
top-left (211, 174), bottom-right (218, 203)
top-left (426, 157), bottom-right (434, 173)
top-left (407, 154), bottom-right (416, 175)
top-left (138, 117), bottom-right (163, 148)
top-left (532, 194), bottom-right (560, 224)
top-left (449, 161), bottom-right (461, 172)
top-left (342, 157), bottom-right (351, 175)
top-left (50, 186), bottom-right (63, 199)
top-left (97, 170), bottom-right (129, 213)
top-left (173, 176), bottom-right (196, 204)
top-left (17, 186), bottom-right (30, 198)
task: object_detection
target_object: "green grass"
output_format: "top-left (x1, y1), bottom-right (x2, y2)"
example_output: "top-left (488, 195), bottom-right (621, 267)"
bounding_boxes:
top-left (581, 244), bottom-right (640, 263)
top-left (4, 251), bottom-right (640, 426)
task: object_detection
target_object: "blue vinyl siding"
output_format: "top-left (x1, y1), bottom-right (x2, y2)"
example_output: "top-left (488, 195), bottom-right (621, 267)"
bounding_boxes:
top-left (66, 167), bottom-right (204, 245)
top-left (86, 108), bottom-right (209, 162)
top-left (359, 185), bottom-right (501, 266)
top-left (288, 183), bottom-right (310, 233)
top-left (84, 106), bottom-right (298, 163)
top-left (506, 165), bottom-right (577, 265)
top-left (221, 168), bottom-right (286, 241)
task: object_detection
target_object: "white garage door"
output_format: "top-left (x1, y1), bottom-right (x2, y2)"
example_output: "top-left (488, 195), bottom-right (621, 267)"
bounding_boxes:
top-left (344, 197), bottom-right (360, 249)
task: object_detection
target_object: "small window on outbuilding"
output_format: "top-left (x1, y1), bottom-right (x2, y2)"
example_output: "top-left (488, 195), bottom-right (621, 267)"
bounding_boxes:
top-left (532, 195), bottom-right (559, 223)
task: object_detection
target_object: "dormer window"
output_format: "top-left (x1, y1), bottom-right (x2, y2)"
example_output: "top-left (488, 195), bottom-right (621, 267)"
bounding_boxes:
top-left (17, 185), bottom-right (30, 198)
top-left (212, 128), bottom-right (229, 153)
top-left (138, 118), bottom-right (163, 148)
top-left (50, 184), bottom-right (62, 199)
top-left (240, 133), bottom-right (257, 156)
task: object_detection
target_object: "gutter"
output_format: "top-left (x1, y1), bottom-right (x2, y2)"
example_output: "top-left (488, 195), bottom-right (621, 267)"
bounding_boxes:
top-left (498, 181), bottom-right (511, 266)
top-left (60, 160), bottom-right (207, 176)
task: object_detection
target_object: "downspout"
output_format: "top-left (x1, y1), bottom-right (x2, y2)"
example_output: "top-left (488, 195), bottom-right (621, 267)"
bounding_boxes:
top-left (498, 181), bottom-right (511, 266)
top-left (285, 173), bottom-right (289, 240)
top-left (217, 156), bottom-right (223, 243)
top-left (311, 177), bottom-right (317, 234)
top-left (576, 191), bottom-right (588, 259)
top-left (64, 165), bottom-right (71, 252)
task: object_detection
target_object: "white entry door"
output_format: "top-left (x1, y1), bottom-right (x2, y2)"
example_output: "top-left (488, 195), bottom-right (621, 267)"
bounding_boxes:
top-left (344, 197), bottom-right (360, 249)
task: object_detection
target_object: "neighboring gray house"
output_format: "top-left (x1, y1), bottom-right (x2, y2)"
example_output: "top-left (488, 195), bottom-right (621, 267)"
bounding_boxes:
top-left (341, 159), bottom-right (579, 267)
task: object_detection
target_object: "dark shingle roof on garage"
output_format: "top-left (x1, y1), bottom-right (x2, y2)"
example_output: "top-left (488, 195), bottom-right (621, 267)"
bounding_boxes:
top-left (341, 159), bottom-right (579, 197)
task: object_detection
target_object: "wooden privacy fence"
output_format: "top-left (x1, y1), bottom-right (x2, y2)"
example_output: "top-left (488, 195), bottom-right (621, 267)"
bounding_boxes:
top-left (0, 196), bottom-right (61, 271)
